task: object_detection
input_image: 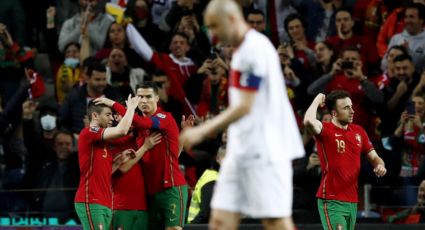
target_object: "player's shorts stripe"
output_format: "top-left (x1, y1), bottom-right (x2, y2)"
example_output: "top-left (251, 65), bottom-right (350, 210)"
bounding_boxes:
top-left (320, 142), bottom-right (329, 196)
top-left (178, 186), bottom-right (184, 226)
top-left (85, 203), bottom-right (95, 230)
top-left (85, 146), bottom-right (94, 203)
top-left (165, 136), bottom-right (175, 185)
top-left (84, 145), bottom-right (95, 230)
top-left (229, 70), bottom-right (262, 90)
top-left (323, 200), bottom-right (333, 230)
top-left (150, 116), bottom-right (160, 129)
top-left (111, 192), bottom-right (115, 229)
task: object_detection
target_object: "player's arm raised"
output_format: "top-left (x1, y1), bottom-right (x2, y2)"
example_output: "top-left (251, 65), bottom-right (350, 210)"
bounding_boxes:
top-left (119, 133), bottom-right (162, 173)
top-left (102, 95), bottom-right (140, 140)
top-left (94, 97), bottom-right (158, 130)
top-left (366, 150), bottom-right (387, 177)
top-left (304, 93), bottom-right (325, 135)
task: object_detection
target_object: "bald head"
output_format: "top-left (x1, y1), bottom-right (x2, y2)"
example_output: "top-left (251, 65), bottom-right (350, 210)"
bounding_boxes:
top-left (206, 0), bottom-right (244, 20)
top-left (204, 0), bottom-right (249, 45)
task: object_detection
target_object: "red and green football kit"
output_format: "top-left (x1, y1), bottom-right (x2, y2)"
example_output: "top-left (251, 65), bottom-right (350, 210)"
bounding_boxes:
top-left (113, 104), bottom-right (188, 229)
top-left (315, 122), bottom-right (374, 230)
top-left (74, 126), bottom-right (113, 230)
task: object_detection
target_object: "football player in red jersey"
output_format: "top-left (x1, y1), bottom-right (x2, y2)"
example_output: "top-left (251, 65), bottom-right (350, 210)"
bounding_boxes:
top-left (74, 95), bottom-right (140, 230)
top-left (304, 90), bottom-right (386, 230)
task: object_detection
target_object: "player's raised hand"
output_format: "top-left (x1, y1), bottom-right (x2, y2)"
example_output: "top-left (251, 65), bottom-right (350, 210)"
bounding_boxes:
top-left (373, 164), bottom-right (387, 177)
top-left (123, 149), bottom-right (136, 160)
top-left (113, 149), bottom-right (136, 167)
top-left (144, 132), bottom-right (162, 150)
top-left (181, 115), bottom-right (196, 129)
top-left (22, 100), bottom-right (38, 119)
top-left (315, 93), bottom-right (326, 107)
top-left (94, 97), bottom-right (115, 107)
top-left (125, 94), bottom-right (141, 110)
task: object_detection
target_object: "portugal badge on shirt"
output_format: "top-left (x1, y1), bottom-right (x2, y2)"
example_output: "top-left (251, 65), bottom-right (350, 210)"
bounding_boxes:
top-left (355, 134), bottom-right (362, 146)
top-left (90, 126), bottom-right (100, 133)
top-left (157, 113), bottom-right (166, 119)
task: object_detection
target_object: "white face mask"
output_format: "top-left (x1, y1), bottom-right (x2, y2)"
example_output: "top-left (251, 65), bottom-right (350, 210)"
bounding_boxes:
top-left (40, 115), bottom-right (57, 131)
top-left (64, 57), bottom-right (80, 68)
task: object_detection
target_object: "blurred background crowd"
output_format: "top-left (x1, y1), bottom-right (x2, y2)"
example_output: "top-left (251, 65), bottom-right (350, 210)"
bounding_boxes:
top-left (1, 0), bottom-right (425, 225)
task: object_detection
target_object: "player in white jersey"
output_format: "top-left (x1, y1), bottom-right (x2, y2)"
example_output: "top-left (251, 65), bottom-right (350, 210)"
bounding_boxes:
top-left (179, 0), bottom-right (304, 229)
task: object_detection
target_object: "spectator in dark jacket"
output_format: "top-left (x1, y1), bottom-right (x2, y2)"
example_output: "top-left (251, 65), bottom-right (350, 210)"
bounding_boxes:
top-left (0, 0), bottom-right (26, 46)
top-left (59, 59), bottom-right (120, 134)
top-left (381, 54), bottom-right (420, 137)
top-left (22, 101), bottom-right (59, 189)
top-left (31, 131), bottom-right (79, 223)
top-left (299, 0), bottom-right (338, 42)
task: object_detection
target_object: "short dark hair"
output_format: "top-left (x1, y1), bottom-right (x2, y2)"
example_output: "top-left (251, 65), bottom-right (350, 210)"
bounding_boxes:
top-left (153, 69), bottom-right (167, 77)
top-left (172, 32), bottom-right (190, 44)
top-left (406, 3), bottom-right (425, 23)
top-left (335, 8), bottom-right (353, 18)
top-left (135, 81), bottom-right (159, 95)
top-left (82, 56), bottom-right (98, 69)
top-left (393, 54), bottom-right (413, 63)
top-left (53, 129), bottom-right (75, 145)
top-left (39, 103), bottom-right (58, 116)
top-left (64, 42), bottom-right (81, 53)
top-left (341, 45), bottom-right (361, 57)
top-left (325, 90), bottom-right (351, 111)
top-left (284, 13), bottom-right (305, 34)
top-left (86, 59), bottom-right (106, 78)
top-left (388, 45), bottom-right (409, 56)
top-left (247, 9), bottom-right (265, 17)
top-left (318, 41), bottom-right (336, 57)
top-left (413, 91), bottom-right (425, 99)
top-left (87, 99), bottom-right (110, 122)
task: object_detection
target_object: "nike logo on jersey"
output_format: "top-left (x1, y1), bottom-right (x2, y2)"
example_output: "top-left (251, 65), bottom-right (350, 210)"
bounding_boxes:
top-left (335, 134), bottom-right (343, 137)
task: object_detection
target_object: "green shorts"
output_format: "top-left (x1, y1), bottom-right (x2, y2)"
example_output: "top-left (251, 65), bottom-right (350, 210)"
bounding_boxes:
top-left (113, 210), bottom-right (148, 230)
top-left (148, 185), bottom-right (188, 230)
top-left (317, 199), bottom-right (357, 230)
top-left (75, 203), bottom-right (112, 230)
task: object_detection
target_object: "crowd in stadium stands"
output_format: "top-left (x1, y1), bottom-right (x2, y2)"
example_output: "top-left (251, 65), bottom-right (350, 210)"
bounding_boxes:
top-left (0, 0), bottom-right (425, 225)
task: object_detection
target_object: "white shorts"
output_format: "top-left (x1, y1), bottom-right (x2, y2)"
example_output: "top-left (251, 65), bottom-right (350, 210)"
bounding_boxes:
top-left (210, 155), bottom-right (293, 218)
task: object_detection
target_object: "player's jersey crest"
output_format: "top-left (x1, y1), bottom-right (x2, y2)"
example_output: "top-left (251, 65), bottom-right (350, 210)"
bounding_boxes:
top-left (90, 126), bottom-right (100, 133)
top-left (355, 134), bottom-right (362, 146)
top-left (157, 113), bottom-right (166, 119)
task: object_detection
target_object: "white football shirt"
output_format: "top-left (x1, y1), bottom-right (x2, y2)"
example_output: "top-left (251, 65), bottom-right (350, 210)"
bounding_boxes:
top-left (227, 29), bottom-right (305, 166)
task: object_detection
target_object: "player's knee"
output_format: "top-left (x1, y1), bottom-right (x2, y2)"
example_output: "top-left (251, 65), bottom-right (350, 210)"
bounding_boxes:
top-left (262, 217), bottom-right (294, 230)
top-left (262, 218), bottom-right (280, 228)
top-left (165, 226), bottom-right (182, 230)
top-left (209, 215), bottom-right (236, 230)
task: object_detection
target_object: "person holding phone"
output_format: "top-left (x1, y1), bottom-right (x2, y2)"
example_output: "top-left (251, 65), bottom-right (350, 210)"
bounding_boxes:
top-left (308, 46), bottom-right (384, 137)
top-left (196, 57), bottom-right (228, 118)
top-left (393, 93), bottom-right (425, 205)
top-left (381, 54), bottom-right (421, 138)
top-left (326, 8), bottom-right (380, 75)
top-left (284, 13), bottom-right (316, 70)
